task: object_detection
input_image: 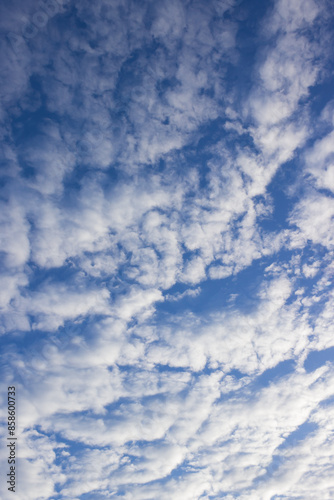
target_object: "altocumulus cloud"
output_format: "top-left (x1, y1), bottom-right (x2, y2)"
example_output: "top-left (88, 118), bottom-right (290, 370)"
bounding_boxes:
top-left (1, 0), bottom-right (334, 498)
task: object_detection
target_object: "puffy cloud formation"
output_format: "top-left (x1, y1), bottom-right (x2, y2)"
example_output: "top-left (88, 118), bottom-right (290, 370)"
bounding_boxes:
top-left (1, 0), bottom-right (334, 498)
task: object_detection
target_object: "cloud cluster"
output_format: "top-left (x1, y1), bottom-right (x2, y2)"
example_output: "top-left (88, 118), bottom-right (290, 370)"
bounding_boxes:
top-left (1, 0), bottom-right (334, 498)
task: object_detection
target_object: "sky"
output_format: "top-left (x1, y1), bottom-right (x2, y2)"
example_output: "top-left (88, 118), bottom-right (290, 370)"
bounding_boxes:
top-left (0, 0), bottom-right (334, 498)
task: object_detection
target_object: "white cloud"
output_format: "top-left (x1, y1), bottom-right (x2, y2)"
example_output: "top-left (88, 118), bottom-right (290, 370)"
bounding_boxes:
top-left (305, 130), bottom-right (334, 192)
top-left (1, 0), bottom-right (334, 498)
top-left (112, 286), bottom-right (163, 322)
top-left (0, 429), bottom-right (66, 500)
top-left (0, 272), bottom-right (27, 309)
top-left (303, 261), bottom-right (320, 279)
top-left (165, 286), bottom-right (201, 302)
top-left (268, 0), bottom-right (320, 34)
top-left (289, 192), bottom-right (334, 249)
top-left (0, 198), bottom-right (30, 268)
top-left (3, 283), bottom-right (110, 332)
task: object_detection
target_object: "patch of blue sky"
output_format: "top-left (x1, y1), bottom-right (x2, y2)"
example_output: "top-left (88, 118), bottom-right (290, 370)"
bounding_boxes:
top-left (80, 493), bottom-right (117, 500)
top-left (25, 261), bottom-right (79, 289)
top-left (159, 254), bottom-right (280, 316)
top-left (279, 421), bottom-right (319, 450)
top-left (253, 359), bottom-right (296, 388)
top-left (304, 346), bottom-right (334, 373)
top-left (258, 163), bottom-right (303, 233)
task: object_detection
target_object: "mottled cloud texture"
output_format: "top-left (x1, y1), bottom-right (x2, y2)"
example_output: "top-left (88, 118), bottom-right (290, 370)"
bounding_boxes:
top-left (1, 0), bottom-right (334, 498)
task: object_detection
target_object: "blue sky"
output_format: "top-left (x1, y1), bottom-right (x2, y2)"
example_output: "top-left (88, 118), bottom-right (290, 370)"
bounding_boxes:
top-left (1, 0), bottom-right (334, 498)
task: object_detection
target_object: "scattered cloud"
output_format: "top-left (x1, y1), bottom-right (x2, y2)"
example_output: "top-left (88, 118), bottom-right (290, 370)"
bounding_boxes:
top-left (1, 0), bottom-right (334, 498)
